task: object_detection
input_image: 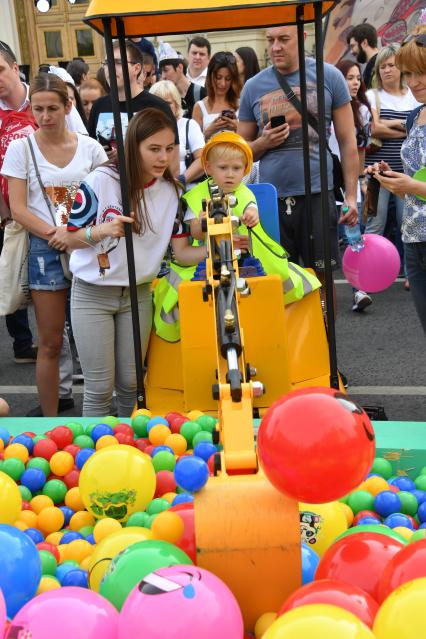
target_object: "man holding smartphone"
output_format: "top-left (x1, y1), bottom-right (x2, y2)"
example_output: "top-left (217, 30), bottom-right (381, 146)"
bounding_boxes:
top-left (238, 26), bottom-right (358, 276)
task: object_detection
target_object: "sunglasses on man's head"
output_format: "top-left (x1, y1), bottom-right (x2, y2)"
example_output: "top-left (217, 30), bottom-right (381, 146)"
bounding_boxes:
top-left (401, 33), bottom-right (426, 48)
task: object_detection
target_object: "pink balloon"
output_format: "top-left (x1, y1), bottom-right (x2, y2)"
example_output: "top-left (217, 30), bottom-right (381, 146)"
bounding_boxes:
top-left (0, 589), bottom-right (6, 635)
top-left (342, 234), bottom-right (400, 292)
top-left (7, 587), bottom-right (118, 639)
top-left (118, 565), bottom-right (244, 639)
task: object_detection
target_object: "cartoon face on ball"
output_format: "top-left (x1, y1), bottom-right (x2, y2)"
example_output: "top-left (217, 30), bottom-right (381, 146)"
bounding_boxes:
top-left (89, 489), bottom-right (136, 520)
top-left (334, 392), bottom-right (375, 443)
top-left (300, 511), bottom-right (322, 545)
top-left (138, 568), bottom-right (200, 600)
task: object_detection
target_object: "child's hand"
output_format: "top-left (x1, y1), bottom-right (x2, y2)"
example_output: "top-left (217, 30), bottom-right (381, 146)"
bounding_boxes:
top-left (233, 234), bottom-right (250, 250)
top-left (241, 206), bottom-right (259, 228)
top-left (103, 213), bottom-right (134, 238)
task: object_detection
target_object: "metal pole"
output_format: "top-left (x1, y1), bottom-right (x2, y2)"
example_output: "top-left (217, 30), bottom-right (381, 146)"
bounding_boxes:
top-left (117, 19), bottom-right (133, 123)
top-left (296, 4), bottom-right (315, 268)
top-left (313, 2), bottom-right (339, 390)
top-left (103, 17), bottom-right (146, 408)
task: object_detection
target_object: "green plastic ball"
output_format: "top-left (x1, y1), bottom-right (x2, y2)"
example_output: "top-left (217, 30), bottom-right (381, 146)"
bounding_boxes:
top-left (39, 549), bottom-right (58, 575)
top-left (32, 435), bottom-right (48, 444)
top-left (126, 511), bottom-right (152, 528)
top-left (84, 423), bottom-right (98, 436)
top-left (2, 457), bottom-right (25, 481)
top-left (66, 422), bottom-right (84, 439)
top-left (347, 490), bottom-right (375, 515)
top-left (152, 451), bottom-right (176, 473)
top-left (415, 475), bottom-right (426, 491)
top-left (370, 457), bottom-right (393, 480)
top-left (73, 434), bottom-right (95, 449)
top-left (195, 415), bottom-right (217, 433)
top-left (102, 416), bottom-right (120, 427)
top-left (192, 431), bottom-right (213, 447)
top-left (410, 529), bottom-right (426, 543)
top-left (19, 484), bottom-right (33, 501)
top-left (132, 415), bottom-right (149, 438)
top-left (146, 498), bottom-right (170, 516)
top-left (79, 525), bottom-right (94, 537)
top-left (398, 491), bottom-right (419, 516)
top-left (27, 457), bottom-right (50, 477)
top-left (180, 421), bottom-right (202, 446)
top-left (42, 479), bottom-right (67, 504)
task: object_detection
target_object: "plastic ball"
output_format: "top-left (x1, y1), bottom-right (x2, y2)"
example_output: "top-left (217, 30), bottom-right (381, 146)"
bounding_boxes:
top-left (36, 575), bottom-right (61, 594)
top-left (132, 415), bottom-right (149, 438)
top-left (93, 517), bottom-right (122, 543)
top-left (11, 434), bottom-right (34, 454)
top-left (27, 457), bottom-right (51, 477)
top-left (415, 475), bottom-right (426, 491)
top-left (96, 435), bottom-right (119, 449)
top-left (146, 416), bottom-right (169, 433)
top-left (377, 538), bottom-right (426, 602)
top-left (164, 433), bottom-right (187, 455)
top-left (75, 448), bottom-right (95, 469)
top-left (362, 476), bottom-right (390, 496)
top-left (0, 471), bottom-right (22, 524)
top-left (0, 426), bottom-right (10, 446)
top-left (151, 511), bottom-right (184, 544)
top-left (374, 577), bottom-right (426, 638)
top-left (21, 468), bottom-right (47, 493)
top-left (383, 513), bottom-right (414, 529)
top-left (73, 434), bottom-right (95, 449)
top-left (69, 510), bottom-right (95, 531)
top-left (30, 494), bottom-right (54, 514)
top-left (148, 424), bottom-right (171, 446)
top-left (37, 507), bottom-right (65, 535)
top-left (347, 490), bottom-right (375, 514)
top-left (18, 510), bottom-right (38, 528)
top-left (301, 543), bottom-right (320, 585)
top-left (60, 568), bottom-right (88, 588)
top-left (49, 451), bottom-right (74, 477)
top-left (172, 493), bottom-right (194, 506)
top-left (392, 526), bottom-right (414, 541)
top-left (193, 441), bottom-right (217, 462)
top-left (64, 539), bottom-right (93, 563)
top-left (39, 549), bottom-right (58, 576)
top-left (179, 421), bottom-right (202, 446)
top-left (154, 470), bottom-right (177, 498)
top-left (126, 512), bottom-right (152, 528)
top-left (79, 445), bottom-right (156, 522)
top-left (45, 532), bottom-right (63, 546)
top-left (397, 490), bottom-right (418, 516)
top-left (374, 491), bottom-right (402, 518)
top-left (152, 450), bottom-right (176, 472)
top-left (4, 442), bottom-right (29, 463)
top-left (33, 438), bottom-right (58, 461)
top-left (371, 457), bottom-right (393, 479)
top-left (55, 560), bottom-right (80, 584)
top-left (64, 487), bottom-right (85, 512)
top-left (19, 485), bottom-right (33, 501)
top-left (42, 479), bottom-right (67, 504)
top-left (174, 456), bottom-right (209, 492)
top-left (196, 414), bottom-right (217, 433)
top-left (257, 387), bottom-right (376, 503)
top-left (255, 612), bottom-right (278, 639)
top-left (117, 564), bottom-right (244, 639)
top-left (63, 468), bottom-right (80, 490)
top-left (417, 501), bottom-right (426, 523)
top-left (146, 498), bottom-right (170, 515)
top-left (61, 531), bottom-right (83, 544)
top-left (299, 501), bottom-right (348, 557)
top-left (25, 528), bottom-right (45, 545)
top-left (2, 457), bottom-right (25, 481)
top-left (91, 424), bottom-right (114, 443)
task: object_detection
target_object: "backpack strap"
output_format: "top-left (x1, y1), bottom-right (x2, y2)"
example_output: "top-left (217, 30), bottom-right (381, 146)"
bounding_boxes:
top-left (193, 83), bottom-right (202, 103)
top-left (406, 105), bottom-right (424, 135)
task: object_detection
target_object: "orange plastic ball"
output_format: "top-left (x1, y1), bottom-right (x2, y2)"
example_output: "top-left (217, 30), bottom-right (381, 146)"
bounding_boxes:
top-left (96, 435), bottom-right (119, 450)
top-left (65, 487), bottom-right (85, 512)
top-left (0, 439), bottom-right (4, 452)
top-left (18, 509), bottom-right (38, 528)
top-left (93, 517), bottom-right (122, 543)
top-left (151, 511), bottom-right (184, 544)
top-left (36, 576), bottom-right (61, 594)
top-left (148, 424), bottom-right (171, 446)
top-left (165, 433), bottom-right (187, 455)
top-left (45, 531), bottom-right (63, 546)
top-left (56, 544), bottom-right (68, 563)
top-left (37, 506), bottom-right (65, 535)
top-left (69, 510), bottom-right (95, 531)
top-left (14, 520), bottom-right (28, 531)
top-left (4, 443), bottom-right (29, 463)
top-left (64, 539), bottom-right (93, 563)
top-left (363, 476), bottom-right (390, 497)
top-left (50, 451), bottom-right (74, 477)
top-left (31, 495), bottom-right (54, 514)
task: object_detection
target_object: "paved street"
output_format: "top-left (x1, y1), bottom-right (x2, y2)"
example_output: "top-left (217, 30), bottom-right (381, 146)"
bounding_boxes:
top-left (0, 272), bottom-right (425, 421)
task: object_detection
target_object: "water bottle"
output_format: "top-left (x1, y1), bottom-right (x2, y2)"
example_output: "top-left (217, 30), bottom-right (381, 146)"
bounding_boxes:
top-left (343, 206), bottom-right (364, 252)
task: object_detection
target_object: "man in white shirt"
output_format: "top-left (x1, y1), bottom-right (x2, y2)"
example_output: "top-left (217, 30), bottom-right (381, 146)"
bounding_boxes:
top-left (186, 36), bottom-right (211, 87)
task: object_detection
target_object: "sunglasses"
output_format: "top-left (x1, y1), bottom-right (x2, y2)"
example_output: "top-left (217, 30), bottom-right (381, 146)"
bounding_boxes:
top-left (401, 33), bottom-right (426, 48)
top-left (214, 52), bottom-right (236, 65)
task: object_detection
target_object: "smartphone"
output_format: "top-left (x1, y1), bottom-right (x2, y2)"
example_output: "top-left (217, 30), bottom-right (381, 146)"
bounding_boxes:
top-left (97, 133), bottom-right (112, 152)
top-left (270, 114), bottom-right (286, 128)
top-left (221, 109), bottom-right (235, 119)
top-left (378, 170), bottom-right (395, 178)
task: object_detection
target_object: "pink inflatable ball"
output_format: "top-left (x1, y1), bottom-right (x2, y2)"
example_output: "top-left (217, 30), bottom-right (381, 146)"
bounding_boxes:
top-left (0, 588), bottom-right (6, 635)
top-left (7, 587), bottom-right (119, 639)
top-left (118, 565), bottom-right (244, 639)
top-left (342, 234), bottom-right (400, 293)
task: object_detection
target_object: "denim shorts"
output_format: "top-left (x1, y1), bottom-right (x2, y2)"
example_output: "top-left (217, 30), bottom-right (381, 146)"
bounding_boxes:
top-left (28, 234), bottom-right (70, 291)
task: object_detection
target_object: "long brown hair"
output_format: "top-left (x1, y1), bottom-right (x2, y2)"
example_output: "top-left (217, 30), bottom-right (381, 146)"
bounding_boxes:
top-left (29, 73), bottom-right (70, 106)
top-left (124, 108), bottom-right (179, 235)
top-left (335, 60), bottom-right (371, 133)
top-left (205, 52), bottom-right (241, 110)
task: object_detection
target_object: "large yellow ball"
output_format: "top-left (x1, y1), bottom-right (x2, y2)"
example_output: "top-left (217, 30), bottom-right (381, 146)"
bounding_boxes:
top-left (255, 612), bottom-right (278, 638)
top-left (0, 471), bottom-right (22, 524)
top-left (79, 445), bottom-right (156, 522)
top-left (299, 501), bottom-right (348, 557)
top-left (373, 577), bottom-right (426, 638)
top-left (88, 526), bottom-right (152, 591)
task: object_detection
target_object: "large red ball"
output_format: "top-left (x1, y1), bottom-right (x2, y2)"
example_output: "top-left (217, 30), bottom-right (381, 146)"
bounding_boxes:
top-left (257, 387), bottom-right (376, 503)
top-left (377, 539), bottom-right (426, 603)
top-left (315, 532), bottom-right (404, 601)
top-left (169, 503), bottom-right (196, 563)
top-left (279, 579), bottom-right (379, 628)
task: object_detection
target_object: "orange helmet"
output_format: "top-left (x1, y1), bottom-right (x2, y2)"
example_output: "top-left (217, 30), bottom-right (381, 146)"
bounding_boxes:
top-left (201, 131), bottom-right (253, 176)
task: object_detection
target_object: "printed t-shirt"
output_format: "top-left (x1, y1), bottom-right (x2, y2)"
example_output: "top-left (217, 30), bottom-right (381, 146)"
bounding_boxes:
top-left (238, 59), bottom-right (350, 197)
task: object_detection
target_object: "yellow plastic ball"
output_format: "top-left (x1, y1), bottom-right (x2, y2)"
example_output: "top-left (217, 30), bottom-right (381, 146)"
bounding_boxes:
top-left (49, 451), bottom-right (74, 477)
top-left (65, 487), bottom-right (85, 512)
top-left (56, 544), bottom-right (68, 563)
top-left (165, 433), bottom-right (187, 455)
top-left (338, 502), bottom-right (354, 527)
top-left (151, 511), bottom-right (184, 544)
top-left (37, 506), bottom-right (65, 535)
top-left (148, 424), bottom-right (171, 446)
top-left (36, 576), bottom-right (61, 594)
top-left (392, 526), bottom-right (414, 541)
top-left (64, 539), bottom-right (93, 563)
top-left (255, 612), bottom-right (278, 638)
top-left (299, 501), bottom-right (348, 557)
top-left (162, 492), bottom-right (177, 504)
top-left (0, 471), bottom-right (22, 525)
top-left (132, 408), bottom-right (152, 417)
top-left (14, 520), bottom-right (28, 531)
top-left (80, 555), bottom-right (92, 571)
top-left (30, 494), bottom-right (54, 514)
top-left (374, 577), bottom-right (426, 638)
top-left (45, 531), bottom-right (63, 545)
top-left (93, 517), bottom-right (122, 543)
top-left (69, 510), bottom-right (95, 531)
top-left (96, 435), bottom-right (119, 450)
top-left (18, 509), bottom-right (38, 528)
top-left (363, 476), bottom-right (390, 497)
top-left (0, 439), bottom-right (4, 452)
top-left (4, 443), bottom-right (29, 463)
top-left (186, 410), bottom-right (204, 420)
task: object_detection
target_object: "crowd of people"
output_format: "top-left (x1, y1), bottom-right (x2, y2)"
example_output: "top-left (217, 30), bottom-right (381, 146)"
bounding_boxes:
top-left (0, 18), bottom-right (425, 417)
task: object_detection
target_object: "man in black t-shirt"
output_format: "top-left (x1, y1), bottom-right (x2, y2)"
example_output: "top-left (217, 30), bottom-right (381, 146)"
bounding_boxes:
top-left (347, 24), bottom-right (379, 90)
top-left (88, 40), bottom-right (179, 172)
top-left (158, 44), bottom-right (206, 118)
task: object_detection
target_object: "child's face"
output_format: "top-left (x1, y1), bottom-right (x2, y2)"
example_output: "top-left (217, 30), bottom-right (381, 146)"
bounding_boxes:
top-left (205, 156), bottom-right (246, 193)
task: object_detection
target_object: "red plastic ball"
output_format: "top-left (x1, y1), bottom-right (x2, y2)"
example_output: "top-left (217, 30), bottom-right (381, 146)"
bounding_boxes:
top-left (24, 431), bottom-right (36, 437)
top-left (134, 438), bottom-right (149, 452)
top-left (279, 579), bottom-right (379, 628)
top-left (63, 468), bottom-right (80, 489)
top-left (169, 503), bottom-right (196, 563)
top-left (257, 387), bottom-right (376, 503)
top-left (21, 501), bottom-right (31, 510)
top-left (169, 417), bottom-right (189, 434)
top-left (165, 412), bottom-right (181, 423)
top-left (114, 432), bottom-right (135, 446)
top-left (353, 510), bottom-right (381, 526)
top-left (49, 426), bottom-right (73, 449)
top-left (144, 445), bottom-right (154, 457)
top-left (33, 438), bottom-right (58, 461)
top-left (63, 444), bottom-right (81, 458)
top-left (155, 470), bottom-right (177, 497)
top-left (113, 423), bottom-right (134, 438)
top-left (315, 532), bottom-right (404, 600)
top-left (377, 539), bottom-right (426, 603)
top-left (37, 542), bottom-right (60, 562)
top-left (405, 515), bottom-right (419, 529)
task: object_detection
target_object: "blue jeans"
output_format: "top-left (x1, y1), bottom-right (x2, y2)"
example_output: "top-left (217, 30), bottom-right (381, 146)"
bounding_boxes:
top-left (405, 242), bottom-right (426, 336)
top-left (365, 187), bottom-right (404, 235)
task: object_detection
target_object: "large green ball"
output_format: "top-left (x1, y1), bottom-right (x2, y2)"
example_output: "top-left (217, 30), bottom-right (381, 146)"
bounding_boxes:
top-left (99, 539), bottom-right (192, 609)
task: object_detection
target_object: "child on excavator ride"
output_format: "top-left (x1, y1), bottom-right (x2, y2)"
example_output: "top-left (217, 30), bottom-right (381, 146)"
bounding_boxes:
top-left (153, 131), bottom-right (321, 343)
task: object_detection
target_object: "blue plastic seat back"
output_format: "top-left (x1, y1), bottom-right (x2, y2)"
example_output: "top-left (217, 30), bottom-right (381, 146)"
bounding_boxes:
top-left (247, 183), bottom-right (280, 244)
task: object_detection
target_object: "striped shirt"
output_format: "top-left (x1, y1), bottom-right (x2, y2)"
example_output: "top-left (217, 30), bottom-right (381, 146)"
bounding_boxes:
top-left (365, 88), bottom-right (420, 172)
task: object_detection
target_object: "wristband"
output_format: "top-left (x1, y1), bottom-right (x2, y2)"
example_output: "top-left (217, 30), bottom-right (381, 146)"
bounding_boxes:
top-left (85, 226), bottom-right (98, 246)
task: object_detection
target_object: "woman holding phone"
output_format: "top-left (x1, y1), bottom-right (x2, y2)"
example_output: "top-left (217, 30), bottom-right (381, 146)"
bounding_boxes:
top-left (192, 51), bottom-right (240, 140)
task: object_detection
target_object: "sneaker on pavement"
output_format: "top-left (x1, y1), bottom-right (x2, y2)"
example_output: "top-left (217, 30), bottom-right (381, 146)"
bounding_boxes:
top-left (352, 291), bottom-right (372, 312)
top-left (14, 345), bottom-right (38, 364)
top-left (26, 397), bottom-right (75, 417)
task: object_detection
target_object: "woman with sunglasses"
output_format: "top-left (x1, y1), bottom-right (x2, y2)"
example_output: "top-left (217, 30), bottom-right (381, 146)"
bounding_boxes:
top-left (370, 26), bottom-right (426, 335)
top-left (192, 51), bottom-right (240, 140)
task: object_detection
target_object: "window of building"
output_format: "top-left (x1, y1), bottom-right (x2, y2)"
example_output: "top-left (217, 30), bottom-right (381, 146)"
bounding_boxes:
top-left (75, 29), bottom-right (94, 57)
top-left (44, 31), bottom-right (63, 58)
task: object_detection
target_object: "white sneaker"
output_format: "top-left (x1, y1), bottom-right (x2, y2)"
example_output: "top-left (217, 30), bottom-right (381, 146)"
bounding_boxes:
top-left (352, 290), bottom-right (372, 312)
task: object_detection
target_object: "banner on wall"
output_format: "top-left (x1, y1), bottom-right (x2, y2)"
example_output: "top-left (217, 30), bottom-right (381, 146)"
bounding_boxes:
top-left (324, 0), bottom-right (426, 64)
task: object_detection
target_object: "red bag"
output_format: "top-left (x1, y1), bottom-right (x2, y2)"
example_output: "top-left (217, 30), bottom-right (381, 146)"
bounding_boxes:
top-left (0, 106), bottom-right (37, 206)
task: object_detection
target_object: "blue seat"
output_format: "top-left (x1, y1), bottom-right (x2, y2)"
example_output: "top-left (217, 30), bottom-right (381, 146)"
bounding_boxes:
top-left (248, 183), bottom-right (280, 244)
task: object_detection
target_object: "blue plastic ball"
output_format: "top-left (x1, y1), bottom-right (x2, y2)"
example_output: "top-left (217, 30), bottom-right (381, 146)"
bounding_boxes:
top-left (193, 442), bottom-right (217, 462)
top-left (91, 423), bottom-right (114, 443)
top-left (85, 533), bottom-right (96, 545)
top-left (374, 491), bottom-right (401, 518)
top-left (419, 522), bottom-right (426, 529)
top-left (392, 476), bottom-right (416, 492)
top-left (411, 490), bottom-right (426, 505)
top-left (61, 569), bottom-right (88, 588)
top-left (152, 445), bottom-right (174, 456)
top-left (147, 416), bottom-right (169, 433)
top-left (11, 434), bottom-right (34, 454)
top-left (174, 456), bottom-right (209, 492)
top-left (418, 501), bottom-right (426, 523)
top-left (171, 493), bottom-right (194, 506)
top-left (56, 561), bottom-right (80, 584)
top-left (75, 448), bottom-right (95, 470)
top-left (301, 543), bottom-right (320, 585)
top-left (59, 506), bottom-right (75, 526)
top-left (356, 516), bottom-right (383, 526)
top-left (0, 426), bottom-right (10, 446)
top-left (20, 468), bottom-right (46, 493)
top-left (61, 531), bottom-right (84, 544)
top-left (383, 513), bottom-right (414, 529)
top-left (24, 528), bottom-right (44, 545)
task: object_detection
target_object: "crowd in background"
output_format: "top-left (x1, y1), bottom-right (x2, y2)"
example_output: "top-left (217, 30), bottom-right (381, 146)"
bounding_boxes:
top-left (0, 17), bottom-right (425, 417)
